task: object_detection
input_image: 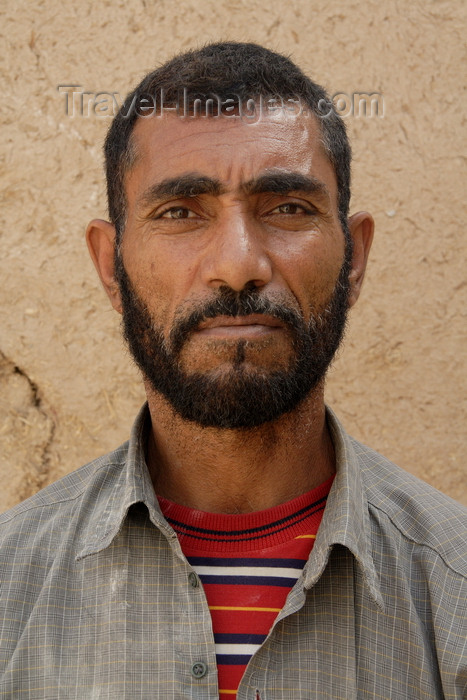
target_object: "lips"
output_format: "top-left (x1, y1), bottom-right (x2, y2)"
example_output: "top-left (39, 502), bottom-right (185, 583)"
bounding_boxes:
top-left (197, 314), bottom-right (284, 330)
top-left (195, 314), bottom-right (285, 338)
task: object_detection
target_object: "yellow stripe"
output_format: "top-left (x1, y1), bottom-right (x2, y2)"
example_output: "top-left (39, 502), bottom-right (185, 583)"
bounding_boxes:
top-left (209, 605), bottom-right (281, 612)
top-left (219, 691), bottom-right (238, 695)
top-left (295, 534), bottom-right (316, 539)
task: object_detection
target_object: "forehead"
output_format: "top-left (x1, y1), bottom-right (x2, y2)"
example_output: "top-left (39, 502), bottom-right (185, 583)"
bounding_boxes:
top-left (127, 110), bottom-right (338, 203)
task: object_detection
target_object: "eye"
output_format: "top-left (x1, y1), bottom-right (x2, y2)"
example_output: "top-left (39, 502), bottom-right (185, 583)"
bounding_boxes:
top-left (158, 206), bottom-right (196, 219)
top-left (269, 202), bottom-right (313, 215)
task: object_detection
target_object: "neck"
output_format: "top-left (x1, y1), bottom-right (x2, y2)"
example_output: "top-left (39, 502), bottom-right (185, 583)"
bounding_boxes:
top-left (144, 381), bottom-right (335, 514)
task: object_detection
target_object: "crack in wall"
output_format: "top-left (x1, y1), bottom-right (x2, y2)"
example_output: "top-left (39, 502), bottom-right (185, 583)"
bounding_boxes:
top-left (0, 350), bottom-right (56, 501)
top-left (13, 364), bottom-right (41, 407)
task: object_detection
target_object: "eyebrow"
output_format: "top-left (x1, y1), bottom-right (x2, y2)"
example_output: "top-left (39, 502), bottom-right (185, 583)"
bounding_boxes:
top-left (139, 169), bottom-right (330, 210)
top-left (243, 171), bottom-right (330, 199)
top-left (140, 173), bottom-right (224, 209)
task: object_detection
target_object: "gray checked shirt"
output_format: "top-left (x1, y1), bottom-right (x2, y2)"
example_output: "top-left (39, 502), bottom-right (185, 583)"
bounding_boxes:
top-left (1, 404), bottom-right (466, 699)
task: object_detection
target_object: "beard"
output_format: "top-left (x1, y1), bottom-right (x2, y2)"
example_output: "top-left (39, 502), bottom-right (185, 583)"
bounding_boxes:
top-left (115, 243), bottom-right (352, 429)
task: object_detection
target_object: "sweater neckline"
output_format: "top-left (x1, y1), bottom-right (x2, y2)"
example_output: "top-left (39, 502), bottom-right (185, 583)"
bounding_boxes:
top-left (158, 475), bottom-right (334, 552)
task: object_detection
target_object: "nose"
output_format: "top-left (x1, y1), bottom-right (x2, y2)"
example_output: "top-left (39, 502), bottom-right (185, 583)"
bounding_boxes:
top-left (201, 210), bottom-right (273, 292)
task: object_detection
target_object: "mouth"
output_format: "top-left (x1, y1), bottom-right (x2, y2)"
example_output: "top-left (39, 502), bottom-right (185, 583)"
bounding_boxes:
top-left (194, 314), bottom-right (285, 339)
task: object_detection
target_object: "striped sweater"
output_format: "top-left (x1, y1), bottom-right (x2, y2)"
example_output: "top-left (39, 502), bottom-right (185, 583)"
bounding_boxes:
top-left (159, 475), bottom-right (333, 698)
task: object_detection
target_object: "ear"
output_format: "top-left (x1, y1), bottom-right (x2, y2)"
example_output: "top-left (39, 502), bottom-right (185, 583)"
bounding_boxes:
top-left (86, 219), bottom-right (122, 314)
top-left (347, 211), bottom-right (374, 308)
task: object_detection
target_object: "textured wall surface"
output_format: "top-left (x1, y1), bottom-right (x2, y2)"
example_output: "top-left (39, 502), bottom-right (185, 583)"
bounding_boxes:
top-left (1, 0), bottom-right (466, 510)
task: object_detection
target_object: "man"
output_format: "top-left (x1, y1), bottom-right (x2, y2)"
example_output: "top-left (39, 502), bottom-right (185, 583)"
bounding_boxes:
top-left (0, 42), bottom-right (465, 699)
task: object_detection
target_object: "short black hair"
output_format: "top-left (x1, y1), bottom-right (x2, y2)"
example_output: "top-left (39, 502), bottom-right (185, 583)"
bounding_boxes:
top-left (104, 41), bottom-right (351, 242)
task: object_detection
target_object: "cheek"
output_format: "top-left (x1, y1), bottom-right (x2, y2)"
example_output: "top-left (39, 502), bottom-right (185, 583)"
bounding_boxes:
top-left (120, 250), bottom-right (173, 332)
top-left (124, 238), bottom-right (178, 295)
top-left (300, 266), bottom-right (338, 313)
top-left (273, 238), bottom-right (345, 314)
top-left (129, 251), bottom-right (204, 340)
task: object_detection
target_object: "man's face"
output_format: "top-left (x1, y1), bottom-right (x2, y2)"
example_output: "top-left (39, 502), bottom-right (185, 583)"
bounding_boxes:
top-left (115, 111), bottom-right (353, 428)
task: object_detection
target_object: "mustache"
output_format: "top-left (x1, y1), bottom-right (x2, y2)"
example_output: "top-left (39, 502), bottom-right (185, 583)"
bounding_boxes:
top-left (169, 285), bottom-right (305, 354)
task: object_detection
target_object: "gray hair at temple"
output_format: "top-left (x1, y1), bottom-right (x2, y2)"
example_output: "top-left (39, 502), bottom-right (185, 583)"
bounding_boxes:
top-left (104, 41), bottom-right (352, 244)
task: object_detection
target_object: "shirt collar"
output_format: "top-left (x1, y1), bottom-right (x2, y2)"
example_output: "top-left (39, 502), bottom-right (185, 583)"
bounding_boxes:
top-left (76, 403), bottom-right (383, 608)
top-left (76, 403), bottom-right (177, 561)
top-left (302, 406), bottom-right (384, 608)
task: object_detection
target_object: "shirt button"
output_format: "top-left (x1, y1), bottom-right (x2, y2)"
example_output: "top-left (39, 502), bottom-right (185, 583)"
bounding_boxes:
top-left (188, 572), bottom-right (199, 588)
top-left (191, 661), bottom-right (207, 679)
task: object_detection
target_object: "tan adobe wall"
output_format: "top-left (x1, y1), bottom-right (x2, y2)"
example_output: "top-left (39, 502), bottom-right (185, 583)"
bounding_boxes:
top-left (1, 0), bottom-right (465, 509)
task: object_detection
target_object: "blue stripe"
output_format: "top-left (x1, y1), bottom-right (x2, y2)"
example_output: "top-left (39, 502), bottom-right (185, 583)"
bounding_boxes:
top-left (216, 654), bottom-right (253, 666)
top-left (199, 574), bottom-right (298, 587)
top-left (214, 633), bottom-right (266, 644)
top-left (187, 555), bottom-right (307, 568)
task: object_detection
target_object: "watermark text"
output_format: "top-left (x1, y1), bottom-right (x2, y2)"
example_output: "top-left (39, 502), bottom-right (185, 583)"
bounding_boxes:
top-left (57, 85), bottom-right (385, 120)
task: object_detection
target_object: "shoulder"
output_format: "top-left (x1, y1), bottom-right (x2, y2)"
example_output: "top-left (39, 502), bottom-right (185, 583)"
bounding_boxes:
top-left (0, 441), bottom-right (129, 542)
top-left (351, 437), bottom-right (467, 577)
